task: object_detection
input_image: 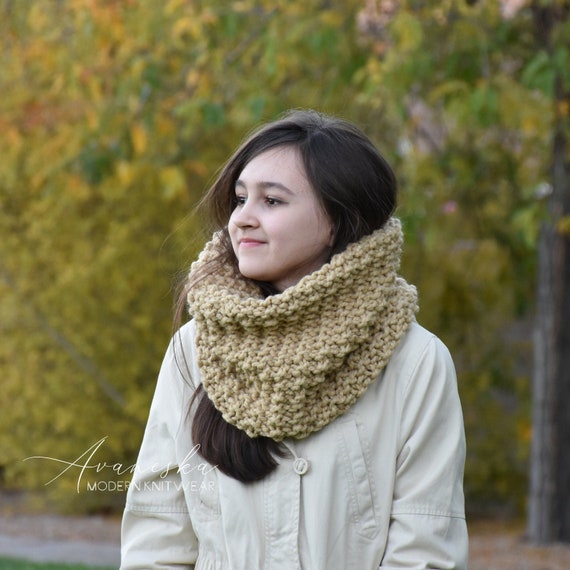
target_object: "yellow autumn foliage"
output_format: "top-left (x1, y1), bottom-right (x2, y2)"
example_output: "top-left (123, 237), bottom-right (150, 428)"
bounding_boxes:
top-left (1, 0), bottom-right (563, 516)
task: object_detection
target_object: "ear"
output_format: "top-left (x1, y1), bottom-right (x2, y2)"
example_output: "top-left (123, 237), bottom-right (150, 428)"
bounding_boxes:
top-left (327, 223), bottom-right (335, 248)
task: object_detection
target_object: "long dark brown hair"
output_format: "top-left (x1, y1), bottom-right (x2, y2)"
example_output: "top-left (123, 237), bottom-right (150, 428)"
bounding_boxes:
top-left (177, 109), bottom-right (398, 483)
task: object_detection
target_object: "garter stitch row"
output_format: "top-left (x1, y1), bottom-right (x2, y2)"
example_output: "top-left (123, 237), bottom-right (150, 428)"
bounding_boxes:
top-left (187, 217), bottom-right (418, 441)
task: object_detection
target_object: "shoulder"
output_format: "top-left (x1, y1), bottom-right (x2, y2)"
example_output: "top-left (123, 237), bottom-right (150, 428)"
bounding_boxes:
top-left (168, 319), bottom-right (198, 365)
top-left (396, 320), bottom-right (450, 351)
top-left (172, 318), bottom-right (198, 349)
top-left (384, 321), bottom-right (457, 396)
top-left (387, 321), bottom-right (453, 370)
top-left (167, 319), bottom-right (200, 387)
top-left (157, 319), bottom-right (200, 391)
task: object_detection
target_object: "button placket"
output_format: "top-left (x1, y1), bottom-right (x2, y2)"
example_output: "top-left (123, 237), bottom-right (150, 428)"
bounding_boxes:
top-left (263, 448), bottom-right (303, 569)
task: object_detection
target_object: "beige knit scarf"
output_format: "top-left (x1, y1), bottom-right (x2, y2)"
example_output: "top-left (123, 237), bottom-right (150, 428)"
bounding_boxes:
top-left (187, 217), bottom-right (418, 441)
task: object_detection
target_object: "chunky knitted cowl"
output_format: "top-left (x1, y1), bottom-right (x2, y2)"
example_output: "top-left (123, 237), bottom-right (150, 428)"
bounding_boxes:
top-left (186, 217), bottom-right (418, 441)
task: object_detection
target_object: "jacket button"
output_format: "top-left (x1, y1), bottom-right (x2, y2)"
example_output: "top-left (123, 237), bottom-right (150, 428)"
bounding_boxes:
top-left (293, 457), bottom-right (309, 475)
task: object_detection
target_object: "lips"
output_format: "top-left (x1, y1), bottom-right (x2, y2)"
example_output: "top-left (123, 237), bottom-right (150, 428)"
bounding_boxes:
top-left (239, 238), bottom-right (265, 247)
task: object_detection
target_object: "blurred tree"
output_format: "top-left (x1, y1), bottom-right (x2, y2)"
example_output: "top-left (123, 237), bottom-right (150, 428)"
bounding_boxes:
top-left (0, 0), bottom-right (368, 510)
top-left (527, 0), bottom-right (570, 545)
top-left (355, 0), bottom-right (554, 517)
top-left (0, 0), bottom-right (201, 511)
top-left (1, 0), bottom-right (560, 519)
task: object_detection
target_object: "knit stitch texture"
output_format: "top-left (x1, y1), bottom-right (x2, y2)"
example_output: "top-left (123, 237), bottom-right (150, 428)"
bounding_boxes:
top-left (187, 217), bottom-right (418, 440)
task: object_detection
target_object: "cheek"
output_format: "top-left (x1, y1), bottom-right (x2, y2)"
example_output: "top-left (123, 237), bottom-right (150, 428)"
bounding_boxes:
top-left (227, 215), bottom-right (238, 240)
top-left (306, 211), bottom-right (333, 249)
top-left (288, 224), bottom-right (330, 258)
top-left (228, 210), bottom-right (236, 231)
top-left (227, 228), bottom-right (240, 259)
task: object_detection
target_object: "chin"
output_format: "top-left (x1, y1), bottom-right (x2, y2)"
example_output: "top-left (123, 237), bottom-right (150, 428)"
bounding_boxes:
top-left (238, 266), bottom-right (267, 282)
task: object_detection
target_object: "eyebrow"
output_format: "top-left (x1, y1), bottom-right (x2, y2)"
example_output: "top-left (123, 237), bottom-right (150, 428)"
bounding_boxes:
top-left (235, 179), bottom-right (294, 195)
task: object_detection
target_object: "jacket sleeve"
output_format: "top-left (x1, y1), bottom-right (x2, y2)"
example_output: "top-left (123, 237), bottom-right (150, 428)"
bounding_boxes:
top-left (120, 327), bottom-right (199, 569)
top-left (380, 335), bottom-right (468, 570)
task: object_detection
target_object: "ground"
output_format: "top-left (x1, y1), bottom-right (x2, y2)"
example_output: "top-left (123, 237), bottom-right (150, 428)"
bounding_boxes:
top-left (468, 519), bottom-right (570, 570)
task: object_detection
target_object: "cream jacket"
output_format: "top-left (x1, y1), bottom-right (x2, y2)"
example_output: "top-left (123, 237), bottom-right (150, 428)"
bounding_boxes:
top-left (121, 320), bottom-right (468, 569)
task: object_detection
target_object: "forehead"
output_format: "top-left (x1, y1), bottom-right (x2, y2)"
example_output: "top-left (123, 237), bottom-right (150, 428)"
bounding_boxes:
top-left (238, 146), bottom-right (309, 188)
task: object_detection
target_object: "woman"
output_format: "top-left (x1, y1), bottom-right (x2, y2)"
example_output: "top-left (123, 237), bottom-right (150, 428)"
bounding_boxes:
top-left (120, 110), bottom-right (468, 569)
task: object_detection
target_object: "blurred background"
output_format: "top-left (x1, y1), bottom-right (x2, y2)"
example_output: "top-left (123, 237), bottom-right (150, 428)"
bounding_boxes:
top-left (1, 0), bottom-right (569, 567)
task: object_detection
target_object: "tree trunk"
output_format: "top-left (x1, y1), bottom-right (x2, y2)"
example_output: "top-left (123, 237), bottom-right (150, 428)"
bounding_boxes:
top-left (528, 1), bottom-right (570, 544)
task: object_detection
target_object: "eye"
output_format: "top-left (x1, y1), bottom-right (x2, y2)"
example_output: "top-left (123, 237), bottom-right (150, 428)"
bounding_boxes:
top-left (234, 194), bottom-right (247, 206)
top-left (265, 196), bottom-right (282, 206)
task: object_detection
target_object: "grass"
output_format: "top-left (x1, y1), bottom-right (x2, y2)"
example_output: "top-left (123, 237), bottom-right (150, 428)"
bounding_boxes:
top-left (0, 559), bottom-right (115, 570)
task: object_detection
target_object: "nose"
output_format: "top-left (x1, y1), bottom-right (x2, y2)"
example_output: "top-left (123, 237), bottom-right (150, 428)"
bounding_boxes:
top-left (230, 200), bottom-right (259, 229)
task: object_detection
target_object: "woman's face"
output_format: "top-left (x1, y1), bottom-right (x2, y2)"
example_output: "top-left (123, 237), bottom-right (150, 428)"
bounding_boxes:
top-left (229, 146), bottom-right (333, 292)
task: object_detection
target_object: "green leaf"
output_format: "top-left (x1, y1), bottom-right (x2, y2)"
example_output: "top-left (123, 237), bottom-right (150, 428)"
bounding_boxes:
top-left (522, 50), bottom-right (555, 96)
